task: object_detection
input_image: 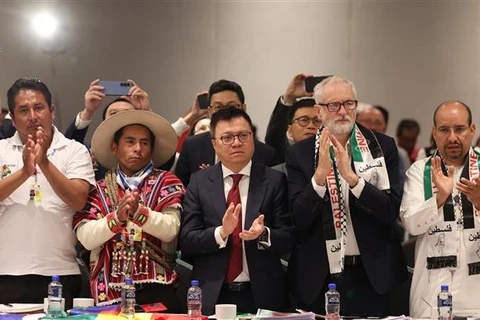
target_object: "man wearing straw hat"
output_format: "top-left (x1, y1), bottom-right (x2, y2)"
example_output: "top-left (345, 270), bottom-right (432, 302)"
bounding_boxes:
top-left (73, 110), bottom-right (185, 309)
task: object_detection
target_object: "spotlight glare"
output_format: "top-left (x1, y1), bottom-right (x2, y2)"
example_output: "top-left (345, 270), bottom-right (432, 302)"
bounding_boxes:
top-left (32, 13), bottom-right (58, 38)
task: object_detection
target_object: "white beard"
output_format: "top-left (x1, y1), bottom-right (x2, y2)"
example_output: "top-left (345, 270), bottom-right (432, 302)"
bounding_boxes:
top-left (322, 117), bottom-right (354, 135)
top-left (320, 107), bottom-right (355, 135)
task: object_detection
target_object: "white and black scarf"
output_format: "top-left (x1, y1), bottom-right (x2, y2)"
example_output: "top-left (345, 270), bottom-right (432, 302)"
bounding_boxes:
top-left (314, 124), bottom-right (390, 275)
top-left (423, 148), bottom-right (480, 275)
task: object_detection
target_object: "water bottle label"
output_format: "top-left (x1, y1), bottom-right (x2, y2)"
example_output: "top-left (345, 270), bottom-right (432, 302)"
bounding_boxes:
top-left (48, 287), bottom-right (61, 297)
top-left (439, 299), bottom-right (452, 307)
top-left (125, 291), bottom-right (135, 299)
top-left (327, 296), bottom-right (340, 304)
top-left (188, 293), bottom-right (201, 300)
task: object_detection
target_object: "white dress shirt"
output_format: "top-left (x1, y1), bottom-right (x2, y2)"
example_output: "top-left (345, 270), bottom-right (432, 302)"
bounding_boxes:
top-left (213, 161), bottom-right (271, 282)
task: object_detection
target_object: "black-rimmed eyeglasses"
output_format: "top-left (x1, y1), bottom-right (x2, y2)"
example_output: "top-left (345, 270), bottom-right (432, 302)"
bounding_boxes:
top-left (318, 100), bottom-right (358, 112)
top-left (292, 116), bottom-right (322, 127)
top-left (213, 131), bottom-right (252, 145)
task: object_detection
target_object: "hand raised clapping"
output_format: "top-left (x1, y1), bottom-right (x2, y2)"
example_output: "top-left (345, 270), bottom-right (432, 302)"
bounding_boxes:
top-left (431, 156), bottom-right (454, 207)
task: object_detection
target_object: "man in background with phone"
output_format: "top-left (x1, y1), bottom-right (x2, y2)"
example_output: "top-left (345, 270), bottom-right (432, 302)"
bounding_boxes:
top-left (175, 79), bottom-right (278, 187)
top-left (265, 74), bottom-right (325, 165)
top-left (64, 79), bottom-right (207, 178)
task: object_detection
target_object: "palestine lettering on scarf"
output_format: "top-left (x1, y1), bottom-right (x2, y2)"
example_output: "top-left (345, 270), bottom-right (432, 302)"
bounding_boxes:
top-left (428, 224), bottom-right (452, 235)
top-left (355, 129), bottom-right (369, 153)
top-left (358, 159), bottom-right (383, 173)
top-left (326, 169), bottom-right (342, 229)
top-left (469, 232), bottom-right (480, 242)
top-left (331, 243), bottom-right (341, 252)
top-left (470, 152), bottom-right (479, 178)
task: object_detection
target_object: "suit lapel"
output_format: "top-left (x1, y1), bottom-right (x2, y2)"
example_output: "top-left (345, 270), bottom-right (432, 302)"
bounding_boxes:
top-left (305, 137), bottom-right (316, 177)
top-left (202, 132), bottom-right (216, 165)
top-left (206, 164), bottom-right (227, 222)
top-left (245, 164), bottom-right (267, 229)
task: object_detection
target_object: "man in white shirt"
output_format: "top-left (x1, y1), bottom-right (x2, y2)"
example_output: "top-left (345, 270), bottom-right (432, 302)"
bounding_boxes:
top-left (180, 107), bottom-right (294, 315)
top-left (0, 78), bottom-right (95, 307)
top-left (401, 100), bottom-right (480, 317)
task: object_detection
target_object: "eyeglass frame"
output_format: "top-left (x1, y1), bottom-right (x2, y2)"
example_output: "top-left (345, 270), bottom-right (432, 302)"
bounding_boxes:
top-left (292, 116), bottom-right (322, 127)
top-left (212, 131), bottom-right (253, 145)
top-left (317, 100), bottom-right (358, 112)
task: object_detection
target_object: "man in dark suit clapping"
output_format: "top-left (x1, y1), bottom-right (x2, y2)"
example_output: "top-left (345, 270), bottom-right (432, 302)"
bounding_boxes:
top-left (286, 76), bottom-right (407, 317)
top-left (180, 107), bottom-right (293, 315)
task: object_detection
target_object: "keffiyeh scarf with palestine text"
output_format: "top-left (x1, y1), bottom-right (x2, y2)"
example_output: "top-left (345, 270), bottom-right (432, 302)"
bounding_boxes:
top-left (314, 124), bottom-right (390, 275)
top-left (423, 148), bottom-right (480, 275)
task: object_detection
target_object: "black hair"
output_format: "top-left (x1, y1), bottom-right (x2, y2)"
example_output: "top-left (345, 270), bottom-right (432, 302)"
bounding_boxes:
top-left (7, 78), bottom-right (52, 114)
top-left (210, 106), bottom-right (253, 137)
top-left (288, 98), bottom-right (316, 123)
top-left (102, 98), bottom-right (132, 120)
top-left (396, 119), bottom-right (420, 138)
top-left (374, 105), bottom-right (389, 126)
top-left (113, 123), bottom-right (156, 148)
top-left (208, 79), bottom-right (245, 105)
top-left (433, 100), bottom-right (472, 126)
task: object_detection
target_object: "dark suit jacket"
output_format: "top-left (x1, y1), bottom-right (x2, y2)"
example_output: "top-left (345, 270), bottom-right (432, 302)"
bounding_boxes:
top-left (179, 162), bottom-right (294, 315)
top-left (175, 131), bottom-right (278, 187)
top-left (0, 119), bottom-right (16, 139)
top-left (64, 118), bottom-right (89, 144)
top-left (285, 125), bottom-right (407, 306)
top-left (265, 97), bottom-right (291, 164)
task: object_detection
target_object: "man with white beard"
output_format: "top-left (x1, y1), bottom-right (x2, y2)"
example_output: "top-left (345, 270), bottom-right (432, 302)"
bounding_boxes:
top-left (285, 76), bottom-right (407, 317)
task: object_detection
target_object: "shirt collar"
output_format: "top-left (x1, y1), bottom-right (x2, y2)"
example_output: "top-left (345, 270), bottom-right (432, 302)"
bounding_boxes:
top-left (11, 126), bottom-right (69, 151)
top-left (221, 160), bottom-right (252, 179)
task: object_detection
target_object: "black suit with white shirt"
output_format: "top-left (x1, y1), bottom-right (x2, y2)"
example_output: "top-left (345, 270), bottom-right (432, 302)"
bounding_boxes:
top-left (180, 162), bottom-right (294, 315)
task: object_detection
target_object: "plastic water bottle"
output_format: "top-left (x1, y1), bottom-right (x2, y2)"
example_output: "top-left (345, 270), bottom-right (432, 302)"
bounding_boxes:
top-left (187, 280), bottom-right (202, 320)
top-left (47, 275), bottom-right (63, 318)
top-left (325, 283), bottom-right (340, 320)
top-left (438, 284), bottom-right (453, 320)
top-left (121, 278), bottom-right (136, 318)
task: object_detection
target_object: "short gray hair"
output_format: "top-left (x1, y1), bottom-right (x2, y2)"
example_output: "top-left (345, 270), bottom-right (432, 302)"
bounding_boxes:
top-left (356, 102), bottom-right (374, 116)
top-left (313, 75), bottom-right (357, 104)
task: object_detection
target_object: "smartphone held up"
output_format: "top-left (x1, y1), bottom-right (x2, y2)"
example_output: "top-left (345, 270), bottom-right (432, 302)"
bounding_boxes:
top-left (197, 93), bottom-right (209, 110)
top-left (304, 75), bottom-right (331, 93)
top-left (98, 81), bottom-right (132, 96)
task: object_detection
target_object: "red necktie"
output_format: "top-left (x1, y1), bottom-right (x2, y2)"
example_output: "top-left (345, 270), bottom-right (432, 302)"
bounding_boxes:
top-left (226, 174), bottom-right (243, 283)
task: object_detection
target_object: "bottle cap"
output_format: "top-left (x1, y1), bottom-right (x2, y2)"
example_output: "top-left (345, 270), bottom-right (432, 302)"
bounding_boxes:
top-left (441, 284), bottom-right (448, 291)
top-left (191, 280), bottom-right (199, 286)
top-left (328, 283), bottom-right (336, 290)
top-left (125, 278), bottom-right (133, 285)
top-left (52, 275), bottom-right (59, 282)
